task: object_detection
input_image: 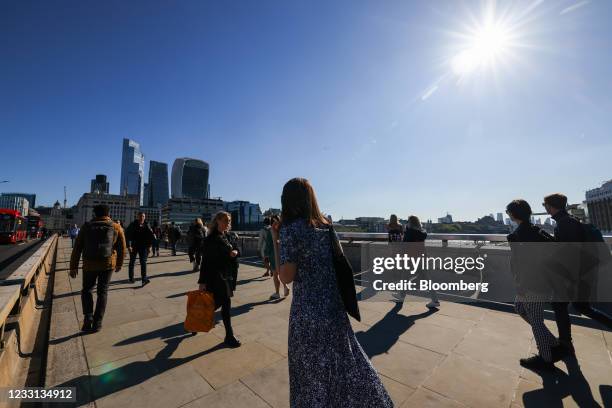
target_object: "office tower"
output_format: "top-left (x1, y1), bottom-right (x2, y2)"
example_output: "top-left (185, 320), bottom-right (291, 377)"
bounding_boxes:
top-left (148, 161), bottom-right (169, 207)
top-left (0, 193), bottom-right (36, 208)
top-left (171, 158), bottom-right (209, 199)
top-left (90, 174), bottom-right (110, 194)
top-left (496, 212), bottom-right (503, 223)
top-left (120, 138), bottom-right (145, 205)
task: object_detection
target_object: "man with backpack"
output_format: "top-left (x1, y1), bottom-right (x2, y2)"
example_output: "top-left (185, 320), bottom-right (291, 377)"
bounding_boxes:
top-left (126, 212), bottom-right (155, 286)
top-left (544, 193), bottom-right (612, 357)
top-left (70, 204), bottom-right (126, 333)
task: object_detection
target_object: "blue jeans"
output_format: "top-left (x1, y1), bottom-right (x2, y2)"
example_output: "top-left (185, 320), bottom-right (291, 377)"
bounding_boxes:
top-left (129, 247), bottom-right (148, 281)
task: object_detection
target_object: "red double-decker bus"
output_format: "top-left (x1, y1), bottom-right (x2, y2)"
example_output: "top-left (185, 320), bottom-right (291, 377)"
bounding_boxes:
top-left (27, 209), bottom-right (44, 239)
top-left (0, 209), bottom-right (28, 244)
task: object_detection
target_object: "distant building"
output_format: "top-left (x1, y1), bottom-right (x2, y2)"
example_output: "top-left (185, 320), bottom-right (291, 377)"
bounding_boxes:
top-left (138, 206), bottom-right (161, 226)
top-left (148, 160), bottom-right (169, 207)
top-left (224, 200), bottom-right (263, 230)
top-left (74, 192), bottom-right (139, 226)
top-left (438, 214), bottom-right (453, 224)
top-left (161, 197), bottom-right (224, 229)
top-left (171, 158), bottom-right (209, 200)
top-left (586, 180), bottom-right (612, 233)
top-left (567, 202), bottom-right (588, 223)
top-left (37, 201), bottom-right (72, 232)
top-left (1, 193), bottom-right (36, 208)
top-left (90, 174), bottom-right (110, 194)
top-left (263, 208), bottom-right (281, 217)
top-left (120, 138), bottom-right (145, 205)
top-left (355, 217), bottom-right (386, 232)
top-left (0, 195), bottom-right (29, 216)
top-left (496, 212), bottom-right (504, 223)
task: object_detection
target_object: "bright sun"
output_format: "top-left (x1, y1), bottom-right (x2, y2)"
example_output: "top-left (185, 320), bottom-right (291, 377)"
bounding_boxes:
top-left (451, 21), bottom-right (513, 76)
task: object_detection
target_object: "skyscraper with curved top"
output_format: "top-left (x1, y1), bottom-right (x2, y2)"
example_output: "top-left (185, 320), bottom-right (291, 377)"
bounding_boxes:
top-left (120, 138), bottom-right (145, 205)
top-left (171, 158), bottom-right (209, 199)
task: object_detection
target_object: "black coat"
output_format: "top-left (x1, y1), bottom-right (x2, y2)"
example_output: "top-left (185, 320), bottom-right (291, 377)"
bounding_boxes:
top-left (126, 221), bottom-right (155, 248)
top-left (403, 228), bottom-right (427, 242)
top-left (198, 231), bottom-right (235, 306)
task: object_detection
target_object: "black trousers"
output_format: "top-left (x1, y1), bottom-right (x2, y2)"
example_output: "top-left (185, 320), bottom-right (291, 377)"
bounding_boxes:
top-left (553, 302), bottom-right (612, 344)
top-left (129, 247), bottom-right (148, 281)
top-left (82, 269), bottom-right (113, 322)
top-left (220, 298), bottom-right (233, 337)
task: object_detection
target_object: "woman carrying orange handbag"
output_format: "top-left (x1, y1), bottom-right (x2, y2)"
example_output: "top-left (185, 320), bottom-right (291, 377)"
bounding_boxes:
top-left (197, 211), bottom-right (241, 348)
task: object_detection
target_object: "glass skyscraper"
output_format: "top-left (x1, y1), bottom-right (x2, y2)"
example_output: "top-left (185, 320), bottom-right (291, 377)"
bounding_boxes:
top-left (120, 138), bottom-right (145, 205)
top-left (148, 160), bottom-right (169, 207)
top-left (171, 158), bottom-right (209, 200)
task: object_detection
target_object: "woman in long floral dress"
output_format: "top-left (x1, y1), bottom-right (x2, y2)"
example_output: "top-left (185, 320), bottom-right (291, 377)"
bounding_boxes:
top-left (272, 177), bottom-right (393, 408)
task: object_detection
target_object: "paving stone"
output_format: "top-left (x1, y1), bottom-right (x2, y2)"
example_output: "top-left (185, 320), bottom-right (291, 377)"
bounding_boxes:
top-left (181, 381), bottom-right (270, 408)
top-left (401, 387), bottom-right (467, 408)
top-left (241, 358), bottom-right (290, 408)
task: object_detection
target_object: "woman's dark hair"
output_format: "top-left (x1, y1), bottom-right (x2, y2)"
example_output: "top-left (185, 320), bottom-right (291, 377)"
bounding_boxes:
top-left (263, 217), bottom-right (270, 226)
top-left (506, 199), bottom-right (532, 223)
top-left (281, 178), bottom-right (329, 227)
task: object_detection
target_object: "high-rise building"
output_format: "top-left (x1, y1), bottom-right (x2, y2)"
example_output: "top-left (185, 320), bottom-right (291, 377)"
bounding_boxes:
top-left (224, 200), bottom-right (263, 230)
top-left (171, 158), bottom-right (209, 200)
top-left (161, 197), bottom-right (224, 227)
top-left (120, 138), bottom-right (145, 205)
top-left (496, 212), bottom-right (504, 223)
top-left (90, 174), bottom-right (110, 194)
top-left (0, 193), bottom-right (36, 208)
top-left (148, 160), bottom-right (169, 207)
top-left (0, 195), bottom-right (29, 216)
top-left (586, 180), bottom-right (612, 233)
top-left (74, 192), bottom-right (139, 226)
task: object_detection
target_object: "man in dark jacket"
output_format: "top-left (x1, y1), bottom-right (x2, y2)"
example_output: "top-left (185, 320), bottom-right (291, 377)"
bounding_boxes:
top-left (507, 199), bottom-right (561, 370)
top-left (544, 193), bottom-right (612, 356)
top-left (126, 212), bottom-right (155, 286)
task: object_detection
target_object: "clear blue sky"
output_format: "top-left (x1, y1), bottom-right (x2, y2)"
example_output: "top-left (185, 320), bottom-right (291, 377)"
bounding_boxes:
top-left (1, 0), bottom-right (611, 221)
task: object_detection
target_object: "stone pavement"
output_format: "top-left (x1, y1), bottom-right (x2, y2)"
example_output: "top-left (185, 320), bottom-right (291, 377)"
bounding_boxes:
top-left (45, 238), bottom-right (612, 407)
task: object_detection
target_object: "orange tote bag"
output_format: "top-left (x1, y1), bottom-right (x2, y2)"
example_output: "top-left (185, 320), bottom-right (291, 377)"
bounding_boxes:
top-left (184, 290), bottom-right (216, 332)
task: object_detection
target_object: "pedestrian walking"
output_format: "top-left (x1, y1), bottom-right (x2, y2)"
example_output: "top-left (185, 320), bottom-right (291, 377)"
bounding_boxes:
top-left (258, 217), bottom-right (271, 277)
top-left (151, 221), bottom-right (161, 257)
top-left (187, 218), bottom-right (206, 272)
top-left (169, 222), bottom-right (181, 256)
top-left (69, 224), bottom-right (80, 248)
top-left (198, 211), bottom-right (241, 348)
top-left (69, 204), bottom-right (126, 333)
top-left (273, 177), bottom-right (392, 407)
top-left (402, 215), bottom-right (440, 309)
top-left (544, 193), bottom-right (612, 358)
top-left (506, 199), bottom-right (563, 370)
top-left (126, 212), bottom-right (155, 286)
top-left (266, 214), bottom-right (289, 299)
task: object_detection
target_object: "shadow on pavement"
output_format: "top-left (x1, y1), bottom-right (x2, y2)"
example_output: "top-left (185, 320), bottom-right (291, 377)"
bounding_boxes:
top-left (355, 302), bottom-right (437, 358)
top-left (522, 357), bottom-right (605, 407)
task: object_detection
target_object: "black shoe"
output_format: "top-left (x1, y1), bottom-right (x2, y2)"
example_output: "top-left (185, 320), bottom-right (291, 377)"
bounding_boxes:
top-left (81, 316), bottom-right (93, 333)
top-left (141, 278), bottom-right (151, 287)
top-left (224, 335), bottom-right (241, 348)
top-left (91, 319), bottom-right (102, 333)
top-left (128, 278), bottom-right (135, 284)
top-left (520, 355), bottom-right (554, 370)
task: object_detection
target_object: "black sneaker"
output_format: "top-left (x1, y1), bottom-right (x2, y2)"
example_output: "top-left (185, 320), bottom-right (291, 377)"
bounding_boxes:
top-left (224, 335), bottom-right (241, 348)
top-left (81, 316), bottom-right (93, 333)
top-left (141, 278), bottom-right (151, 287)
top-left (520, 355), bottom-right (554, 370)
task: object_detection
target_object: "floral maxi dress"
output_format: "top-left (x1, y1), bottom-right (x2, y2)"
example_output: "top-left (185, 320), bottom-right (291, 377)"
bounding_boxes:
top-left (280, 219), bottom-right (393, 408)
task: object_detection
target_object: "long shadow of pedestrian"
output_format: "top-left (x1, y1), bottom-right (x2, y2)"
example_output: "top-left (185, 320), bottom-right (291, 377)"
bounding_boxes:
top-left (55, 333), bottom-right (225, 405)
top-left (355, 302), bottom-right (437, 358)
top-left (522, 357), bottom-right (604, 407)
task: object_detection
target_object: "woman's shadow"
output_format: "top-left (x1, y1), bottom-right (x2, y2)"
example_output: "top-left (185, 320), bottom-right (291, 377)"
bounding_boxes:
top-left (355, 302), bottom-right (437, 358)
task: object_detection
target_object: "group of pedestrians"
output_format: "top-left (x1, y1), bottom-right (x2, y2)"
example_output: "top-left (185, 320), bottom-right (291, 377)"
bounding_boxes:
top-left (67, 180), bottom-right (611, 407)
top-left (506, 193), bottom-right (612, 370)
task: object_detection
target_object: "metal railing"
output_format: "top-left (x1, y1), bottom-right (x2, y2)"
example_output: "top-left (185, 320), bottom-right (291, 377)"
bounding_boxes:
top-left (0, 234), bottom-right (57, 351)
